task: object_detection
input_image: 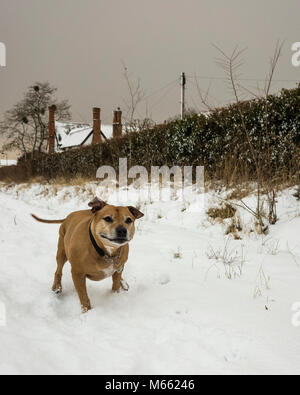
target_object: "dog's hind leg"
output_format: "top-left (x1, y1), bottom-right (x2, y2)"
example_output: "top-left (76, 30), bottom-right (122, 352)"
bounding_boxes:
top-left (52, 236), bottom-right (67, 295)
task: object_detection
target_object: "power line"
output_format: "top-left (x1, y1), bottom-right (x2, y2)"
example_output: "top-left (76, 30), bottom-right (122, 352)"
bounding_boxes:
top-left (73, 74), bottom-right (298, 123)
top-left (188, 75), bottom-right (299, 83)
top-left (149, 82), bottom-right (178, 111)
top-left (142, 78), bottom-right (179, 102)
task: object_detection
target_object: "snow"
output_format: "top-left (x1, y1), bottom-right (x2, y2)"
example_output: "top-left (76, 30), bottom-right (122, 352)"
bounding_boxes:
top-left (0, 182), bottom-right (300, 374)
top-left (56, 122), bottom-right (92, 150)
top-left (55, 122), bottom-right (114, 151)
top-left (101, 124), bottom-right (114, 140)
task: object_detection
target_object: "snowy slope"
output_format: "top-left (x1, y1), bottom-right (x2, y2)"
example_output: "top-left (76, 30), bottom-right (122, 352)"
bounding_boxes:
top-left (0, 183), bottom-right (300, 375)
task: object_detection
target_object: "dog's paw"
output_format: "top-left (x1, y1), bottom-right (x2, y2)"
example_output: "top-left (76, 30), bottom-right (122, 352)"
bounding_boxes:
top-left (120, 280), bottom-right (129, 291)
top-left (52, 286), bottom-right (62, 295)
top-left (112, 280), bottom-right (129, 293)
top-left (81, 305), bottom-right (91, 314)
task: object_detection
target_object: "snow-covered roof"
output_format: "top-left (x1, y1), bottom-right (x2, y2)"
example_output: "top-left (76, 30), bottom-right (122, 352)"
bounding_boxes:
top-left (0, 159), bottom-right (17, 167)
top-left (101, 125), bottom-right (114, 140)
top-left (55, 122), bottom-right (113, 152)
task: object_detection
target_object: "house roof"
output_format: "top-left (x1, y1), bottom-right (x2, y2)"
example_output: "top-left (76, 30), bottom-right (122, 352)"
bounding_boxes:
top-left (55, 122), bottom-right (114, 151)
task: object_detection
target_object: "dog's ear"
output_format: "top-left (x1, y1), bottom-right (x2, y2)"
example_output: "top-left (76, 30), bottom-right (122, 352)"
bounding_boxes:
top-left (88, 197), bottom-right (107, 213)
top-left (128, 206), bottom-right (144, 219)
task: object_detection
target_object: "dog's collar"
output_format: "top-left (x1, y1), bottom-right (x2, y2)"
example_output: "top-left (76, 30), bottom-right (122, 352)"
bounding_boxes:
top-left (89, 224), bottom-right (105, 257)
top-left (89, 223), bottom-right (123, 267)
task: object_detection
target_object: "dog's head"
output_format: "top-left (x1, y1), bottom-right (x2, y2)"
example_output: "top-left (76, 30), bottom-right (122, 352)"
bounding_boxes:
top-left (89, 197), bottom-right (144, 247)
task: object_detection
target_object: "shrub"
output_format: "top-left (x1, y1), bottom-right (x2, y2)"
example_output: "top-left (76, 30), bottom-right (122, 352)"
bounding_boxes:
top-left (2, 85), bottom-right (300, 184)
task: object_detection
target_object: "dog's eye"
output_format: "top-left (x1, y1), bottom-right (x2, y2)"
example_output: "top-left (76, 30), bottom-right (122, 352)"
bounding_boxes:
top-left (104, 216), bottom-right (113, 223)
top-left (125, 217), bottom-right (133, 224)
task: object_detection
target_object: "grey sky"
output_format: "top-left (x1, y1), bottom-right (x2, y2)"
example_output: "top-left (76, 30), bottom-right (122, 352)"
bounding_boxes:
top-left (0, 0), bottom-right (300, 128)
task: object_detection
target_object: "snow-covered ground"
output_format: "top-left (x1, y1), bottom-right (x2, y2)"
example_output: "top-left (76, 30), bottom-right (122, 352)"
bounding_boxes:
top-left (0, 182), bottom-right (300, 375)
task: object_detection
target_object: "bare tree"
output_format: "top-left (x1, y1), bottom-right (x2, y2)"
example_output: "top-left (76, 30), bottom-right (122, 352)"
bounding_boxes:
top-left (213, 42), bottom-right (284, 231)
top-left (262, 41), bottom-right (283, 224)
top-left (122, 63), bottom-right (146, 124)
top-left (194, 76), bottom-right (214, 112)
top-left (0, 82), bottom-right (71, 158)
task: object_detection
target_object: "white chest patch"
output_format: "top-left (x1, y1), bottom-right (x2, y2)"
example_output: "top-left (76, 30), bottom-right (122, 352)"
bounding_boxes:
top-left (102, 266), bottom-right (116, 278)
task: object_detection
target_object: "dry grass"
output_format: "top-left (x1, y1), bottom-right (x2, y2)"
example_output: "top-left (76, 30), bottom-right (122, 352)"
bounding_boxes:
top-left (207, 203), bottom-right (236, 220)
top-left (227, 187), bottom-right (252, 200)
top-left (0, 173), bottom-right (96, 187)
top-left (48, 175), bottom-right (95, 186)
top-left (26, 176), bottom-right (48, 185)
top-left (226, 216), bottom-right (243, 240)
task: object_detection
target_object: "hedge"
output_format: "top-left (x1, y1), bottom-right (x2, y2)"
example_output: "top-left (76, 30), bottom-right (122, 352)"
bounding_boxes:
top-left (2, 85), bottom-right (300, 183)
top-left (0, 161), bottom-right (33, 183)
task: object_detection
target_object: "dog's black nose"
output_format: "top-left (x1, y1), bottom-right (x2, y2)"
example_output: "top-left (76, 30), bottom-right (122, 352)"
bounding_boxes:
top-left (116, 226), bottom-right (127, 239)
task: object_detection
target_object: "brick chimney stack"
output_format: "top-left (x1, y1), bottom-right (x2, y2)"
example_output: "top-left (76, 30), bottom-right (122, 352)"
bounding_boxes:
top-left (92, 107), bottom-right (102, 144)
top-left (113, 107), bottom-right (122, 138)
top-left (48, 105), bottom-right (56, 154)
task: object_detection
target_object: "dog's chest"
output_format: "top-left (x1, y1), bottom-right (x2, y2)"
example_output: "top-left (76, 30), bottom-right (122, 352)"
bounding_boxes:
top-left (87, 247), bottom-right (123, 281)
top-left (101, 265), bottom-right (116, 278)
top-left (88, 259), bottom-right (122, 281)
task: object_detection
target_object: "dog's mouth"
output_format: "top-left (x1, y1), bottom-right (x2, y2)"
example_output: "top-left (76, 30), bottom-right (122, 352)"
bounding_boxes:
top-left (100, 234), bottom-right (129, 245)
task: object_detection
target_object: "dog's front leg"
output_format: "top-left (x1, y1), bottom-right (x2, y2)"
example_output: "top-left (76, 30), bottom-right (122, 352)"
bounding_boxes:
top-left (112, 271), bottom-right (129, 293)
top-left (71, 272), bottom-right (91, 313)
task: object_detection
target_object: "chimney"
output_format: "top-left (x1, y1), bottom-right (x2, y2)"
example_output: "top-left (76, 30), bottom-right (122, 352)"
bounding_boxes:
top-left (92, 107), bottom-right (102, 144)
top-left (113, 107), bottom-right (122, 138)
top-left (48, 105), bottom-right (56, 154)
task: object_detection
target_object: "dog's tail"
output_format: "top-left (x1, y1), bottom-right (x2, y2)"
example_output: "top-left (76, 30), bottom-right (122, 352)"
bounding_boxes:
top-left (31, 214), bottom-right (65, 224)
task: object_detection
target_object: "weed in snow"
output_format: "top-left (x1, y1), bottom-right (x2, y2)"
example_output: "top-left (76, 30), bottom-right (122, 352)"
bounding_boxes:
top-left (259, 237), bottom-right (280, 256)
top-left (293, 187), bottom-right (300, 201)
top-left (206, 237), bottom-right (246, 280)
top-left (173, 248), bottom-right (182, 260)
top-left (254, 264), bottom-right (270, 298)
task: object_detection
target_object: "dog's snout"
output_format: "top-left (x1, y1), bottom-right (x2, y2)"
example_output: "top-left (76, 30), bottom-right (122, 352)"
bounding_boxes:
top-left (116, 226), bottom-right (127, 239)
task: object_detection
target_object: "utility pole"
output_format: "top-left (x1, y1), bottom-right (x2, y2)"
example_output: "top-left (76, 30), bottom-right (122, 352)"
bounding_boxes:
top-left (180, 72), bottom-right (186, 120)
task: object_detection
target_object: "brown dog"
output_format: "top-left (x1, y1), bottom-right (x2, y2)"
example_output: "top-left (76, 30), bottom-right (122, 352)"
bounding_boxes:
top-left (32, 197), bottom-right (144, 313)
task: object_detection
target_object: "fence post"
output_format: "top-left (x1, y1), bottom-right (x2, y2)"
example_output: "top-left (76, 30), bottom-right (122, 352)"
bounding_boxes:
top-left (48, 105), bottom-right (56, 154)
top-left (113, 107), bottom-right (122, 138)
top-left (92, 107), bottom-right (102, 144)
